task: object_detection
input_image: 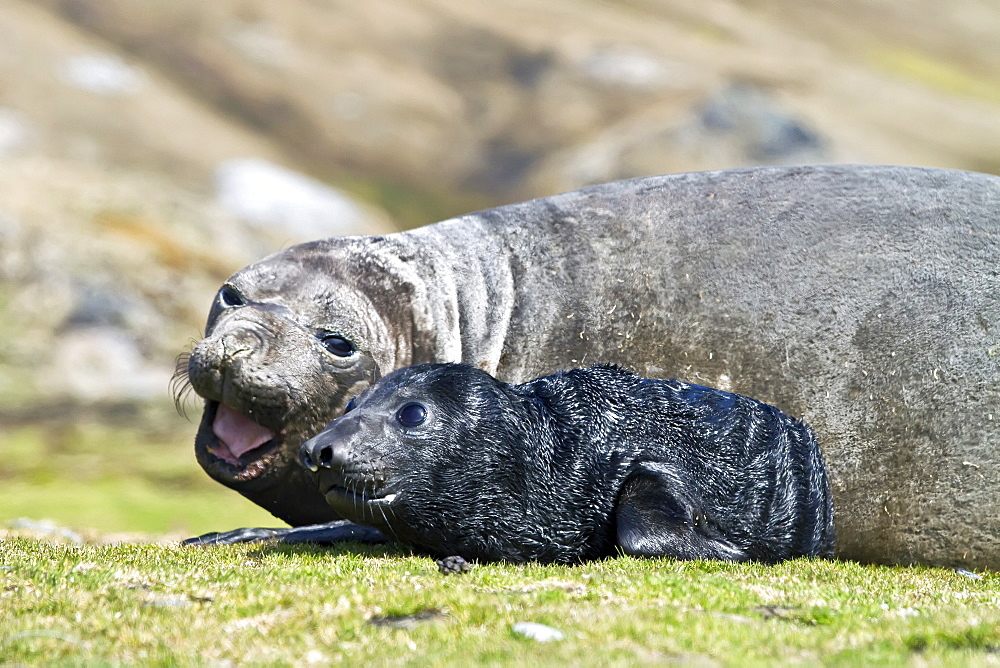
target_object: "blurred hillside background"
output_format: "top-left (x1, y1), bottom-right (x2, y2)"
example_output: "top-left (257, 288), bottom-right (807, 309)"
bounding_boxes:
top-left (2, 0), bottom-right (999, 539)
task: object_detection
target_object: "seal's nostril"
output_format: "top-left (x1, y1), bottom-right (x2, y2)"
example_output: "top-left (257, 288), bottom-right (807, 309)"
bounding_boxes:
top-left (319, 445), bottom-right (333, 468)
top-left (300, 448), bottom-right (317, 472)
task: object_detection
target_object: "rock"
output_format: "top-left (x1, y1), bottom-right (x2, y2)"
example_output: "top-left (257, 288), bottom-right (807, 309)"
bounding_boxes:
top-left (214, 159), bottom-right (384, 239)
top-left (0, 108), bottom-right (35, 157)
top-left (579, 45), bottom-right (691, 91)
top-left (142, 596), bottom-right (192, 608)
top-left (48, 326), bottom-right (173, 402)
top-left (59, 54), bottom-right (145, 96)
top-left (536, 81), bottom-right (828, 192)
top-left (9, 518), bottom-right (83, 544)
top-left (303, 650), bottom-right (327, 664)
top-left (63, 287), bottom-right (142, 330)
top-left (678, 82), bottom-right (826, 163)
top-left (435, 555), bottom-right (472, 574)
top-left (955, 568), bottom-right (984, 581)
top-left (511, 621), bottom-right (565, 642)
top-left (0, 213), bottom-right (26, 281)
top-left (222, 20), bottom-right (297, 69)
top-left (368, 609), bottom-right (446, 629)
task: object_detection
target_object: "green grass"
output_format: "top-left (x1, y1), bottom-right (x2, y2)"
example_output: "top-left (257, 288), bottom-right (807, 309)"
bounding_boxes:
top-left (1, 539), bottom-right (998, 665)
top-left (2, 413), bottom-right (998, 664)
top-left (0, 413), bottom-right (276, 537)
top-left (869, 46), bottom-right (1000, 105)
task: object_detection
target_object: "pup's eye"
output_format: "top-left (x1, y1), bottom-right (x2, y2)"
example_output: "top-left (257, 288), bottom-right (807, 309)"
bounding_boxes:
top-left (320, 334), bottom-right (356, 357)
top-left (396, 402), bottom-right (427, 427)
top-left (344, 397), bottom-right (357, 413)
top-left (218, 285), bottom-right (245, 308)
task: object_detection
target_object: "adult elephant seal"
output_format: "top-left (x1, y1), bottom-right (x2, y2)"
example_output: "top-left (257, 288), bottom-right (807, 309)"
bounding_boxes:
top-left (182, 164), bottom-right (1000, 570)
top-left (299, 362), bottom-right (835, 564)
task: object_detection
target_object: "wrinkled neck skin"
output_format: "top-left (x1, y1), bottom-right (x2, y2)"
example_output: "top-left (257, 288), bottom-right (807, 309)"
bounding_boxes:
top-left (399, 222), bottom-right (516, 375)
top-left (312, 231), bottom-right (520, 374)
top-left (189, 232), bottom-right (517, 525)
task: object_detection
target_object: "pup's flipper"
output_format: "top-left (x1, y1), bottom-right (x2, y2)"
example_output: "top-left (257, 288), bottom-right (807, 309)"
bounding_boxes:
top-left (182, 520), bottom-right (389, 546)
top-left (615, 463), bottom-right (747, 561)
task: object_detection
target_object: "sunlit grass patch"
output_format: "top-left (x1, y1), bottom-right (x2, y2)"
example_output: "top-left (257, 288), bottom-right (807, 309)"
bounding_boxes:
top-left (0, 418), bottom-right (276, 536)
top-left (3, 407), bottom-right (997, 663)
top-left (2, 538), bottom-right (997, 665)
top-left (869, 46), bottom-right (1000, 104)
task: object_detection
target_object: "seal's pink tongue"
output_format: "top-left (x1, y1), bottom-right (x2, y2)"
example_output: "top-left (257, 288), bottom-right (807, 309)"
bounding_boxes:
top-left (213, 403), bottom-right (276, 461)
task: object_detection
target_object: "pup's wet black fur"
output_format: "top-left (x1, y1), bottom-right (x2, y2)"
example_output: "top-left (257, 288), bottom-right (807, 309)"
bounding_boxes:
top-left (301, 363), bottom-right (834, 564)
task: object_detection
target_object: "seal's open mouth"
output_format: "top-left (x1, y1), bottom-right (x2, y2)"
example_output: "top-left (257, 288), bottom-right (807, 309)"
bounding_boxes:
top-left (199, 401), bottom-right (284, 482)
top-left (210, 402), bottom-right (278, 465)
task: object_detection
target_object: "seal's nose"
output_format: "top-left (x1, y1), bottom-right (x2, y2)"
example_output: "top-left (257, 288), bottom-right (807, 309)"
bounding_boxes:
top-left (300, 416), bottom-right (366, 473)
top-left (300, 434), bottom-right (332, 472)
top-left (299, 439), bottom-right (319, 472)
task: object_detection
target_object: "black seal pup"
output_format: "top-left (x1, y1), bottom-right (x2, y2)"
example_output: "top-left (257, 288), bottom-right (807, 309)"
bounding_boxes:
top-left (299, 363), bottom-right (834, 564)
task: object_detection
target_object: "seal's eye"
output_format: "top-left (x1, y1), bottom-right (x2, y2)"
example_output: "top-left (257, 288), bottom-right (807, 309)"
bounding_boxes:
top-left (219, 285), bottom-right (244, 308)
top-left (320, 334), bottom-right (356, 357)
top-left (344, 397), bottom-right (357, 413)
top-left (396, 402), bottom-right (427, 428)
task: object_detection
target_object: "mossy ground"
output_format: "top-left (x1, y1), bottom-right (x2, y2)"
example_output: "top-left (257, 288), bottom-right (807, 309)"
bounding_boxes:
top-left (2, 414), bottom-right (998, 665)
top-left (0, 411), bottom-right (275, 537)
top-left (2, 538), bottom-right (998, 665)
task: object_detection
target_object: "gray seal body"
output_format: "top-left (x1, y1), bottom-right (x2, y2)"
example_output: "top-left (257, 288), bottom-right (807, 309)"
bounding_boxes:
top-left (184, 164), bottom-right (1000, 569)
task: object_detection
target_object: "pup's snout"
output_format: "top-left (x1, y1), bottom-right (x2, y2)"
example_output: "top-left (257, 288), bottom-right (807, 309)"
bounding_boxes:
top-left (300, 433), bottom-right (336, 472)
top-left (300, 416), bottom-right (366, 473)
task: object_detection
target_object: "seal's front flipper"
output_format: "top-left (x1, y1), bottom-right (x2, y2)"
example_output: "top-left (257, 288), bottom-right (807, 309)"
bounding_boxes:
top-left (182, 520), bottom-right (389, 546)
top-left (280, 521), bottom-right (389, 545)
top-left (615, 463), bottom-right (747, 561)
top-left (183, 527), bottom-right (284, 545)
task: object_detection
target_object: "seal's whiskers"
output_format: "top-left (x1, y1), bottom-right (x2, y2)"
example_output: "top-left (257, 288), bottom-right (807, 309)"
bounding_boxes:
top-left (170, 350), bottom-right (196, 419)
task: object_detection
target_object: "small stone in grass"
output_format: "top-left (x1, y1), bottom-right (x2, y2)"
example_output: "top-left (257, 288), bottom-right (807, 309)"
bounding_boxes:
top-left (512, 621), bottom-right (565, 642)
top-left (436, 555), bottom-right (472, 574)
top-left (368, 608), bottom-right (446, 629)
top-left (142, 596), bottom-right (192, 608)
top-left (956, 568), bottom-right (983, 580)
